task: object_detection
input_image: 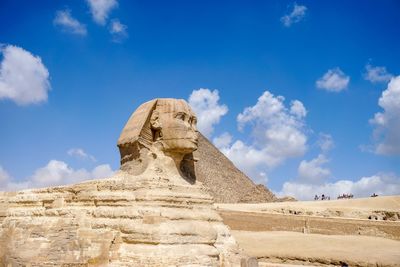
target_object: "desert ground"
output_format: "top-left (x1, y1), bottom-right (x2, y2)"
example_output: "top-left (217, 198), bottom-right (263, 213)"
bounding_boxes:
top-left (216, 196), bottom-right (400, 266)
top-left (217, 195), bottom-right (400, 220)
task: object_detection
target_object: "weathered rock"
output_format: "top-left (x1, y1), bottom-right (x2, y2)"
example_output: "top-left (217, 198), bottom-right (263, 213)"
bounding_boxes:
top-left (0, 98), bottom-right (253, 266)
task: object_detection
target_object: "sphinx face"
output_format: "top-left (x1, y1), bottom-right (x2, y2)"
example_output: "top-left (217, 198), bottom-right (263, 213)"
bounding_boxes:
top-left (155, 99), bottom-right (198, 154)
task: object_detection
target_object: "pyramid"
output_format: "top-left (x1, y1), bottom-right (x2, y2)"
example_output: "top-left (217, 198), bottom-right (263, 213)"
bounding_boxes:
top-left (0, 99), bottom-right (255, 266)
top-left (195, 133), bottom-right (277, 203)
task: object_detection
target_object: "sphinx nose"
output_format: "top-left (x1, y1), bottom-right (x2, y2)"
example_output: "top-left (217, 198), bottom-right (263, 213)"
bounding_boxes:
top-left (188, 129), bottom-right (198, 140)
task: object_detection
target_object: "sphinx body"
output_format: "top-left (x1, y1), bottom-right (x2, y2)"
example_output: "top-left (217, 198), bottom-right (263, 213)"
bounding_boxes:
top-left (0, 99), bottom-right (251, 266)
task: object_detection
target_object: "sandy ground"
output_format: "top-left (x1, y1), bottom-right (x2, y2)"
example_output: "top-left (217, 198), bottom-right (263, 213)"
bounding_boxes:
top-left (218, 196), bottom-right (400, 266)
top-left (232, 230), bottom-right (400, 267)
top-left (216, 196), bottom-right (400, 220)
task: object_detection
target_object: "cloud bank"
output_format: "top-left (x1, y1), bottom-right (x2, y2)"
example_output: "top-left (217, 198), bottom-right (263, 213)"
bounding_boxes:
top-left (278, 174), bottom-right (400, 200)
top-left (0, 161), bottom-right (114, 192)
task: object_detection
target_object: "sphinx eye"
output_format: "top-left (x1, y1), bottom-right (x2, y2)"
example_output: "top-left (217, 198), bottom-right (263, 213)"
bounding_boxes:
top-left (175, 113), bottom-right (185, 121)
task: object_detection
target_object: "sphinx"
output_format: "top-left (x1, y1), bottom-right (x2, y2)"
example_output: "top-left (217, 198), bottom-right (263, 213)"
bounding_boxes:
top-left (117, 98), bottom-right (198, 182)
top-left (0, 98), bottom-right (254, 266)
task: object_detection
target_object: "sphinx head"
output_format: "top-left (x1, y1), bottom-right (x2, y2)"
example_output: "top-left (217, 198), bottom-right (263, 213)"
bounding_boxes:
top-left (151, 99), bottom-right (198, 154)
top-left (117, 98), bottom-right (198, 174)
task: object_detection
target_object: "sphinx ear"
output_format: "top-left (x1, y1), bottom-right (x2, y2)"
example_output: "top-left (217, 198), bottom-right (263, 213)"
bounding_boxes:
top-left (150, 110), bottom-right (162, 141)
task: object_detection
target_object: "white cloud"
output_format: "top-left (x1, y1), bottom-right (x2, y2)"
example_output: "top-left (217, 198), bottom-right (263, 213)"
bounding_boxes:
top-left (31, 160), bottom-right (83, 187)
top-left (236, 91), bottom-right (307, 157)
top-left (364, 64), bottom-right (393, 83)
top-left (67, 148), bottom-right (96, 161)
top-left (91, 164), bottom-right (114, 179)
top-left (281, 3), bottom-right (307, 27)
top-left (221, 91), bottom-right (307, 182)
top-left (0, 165), bottom-right (31, 192)
top-left (290, 100), bottom-right (307, 118)
top-left (109, 19), bottom-right (128, 43)
top-left (86, 0), bottom-right (118, 25)
top-left (54, 9), bottom-right (87, 36)
top-left (369, 76), bottom-right (400, 155)
top-left (259, 172), bottom-right (269, 184)
top-left (293, 132), bottom-right (333, 185)
top-left (317, 133), bottom-right (334, 152)
top-left (298, 154), bottom-right (331, 184)
top-left (0, 45), bottom-right (50, 105)
top-left (0, 165), bottom-right (11, 187)
top-left (188, 88), bottom-right (228, 137)
top-left (277, 174), bottom-right (400, 201)
top-left (0, 160), bottom-right (115, 192)
top-left (213, 132), bottom-right (232, 149)
top-left (316, 68), bottom-right (350, 92)
top-left (31, 160), bottom-right (114, 188)
top-left (220, 140), bottom-right (280, 183)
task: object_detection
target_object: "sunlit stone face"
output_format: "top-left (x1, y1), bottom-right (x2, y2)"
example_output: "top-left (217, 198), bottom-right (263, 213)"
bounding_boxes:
top-left (154, 99), bottom-right (198, 154)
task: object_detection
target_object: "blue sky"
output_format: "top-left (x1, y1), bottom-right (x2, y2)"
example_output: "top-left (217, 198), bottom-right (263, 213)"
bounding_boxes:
top-left (1, 0), bottom-right (399, 200)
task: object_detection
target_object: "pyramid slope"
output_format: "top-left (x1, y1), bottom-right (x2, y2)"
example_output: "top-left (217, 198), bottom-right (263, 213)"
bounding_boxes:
top-left (194, 133), bottom-right (277, 203)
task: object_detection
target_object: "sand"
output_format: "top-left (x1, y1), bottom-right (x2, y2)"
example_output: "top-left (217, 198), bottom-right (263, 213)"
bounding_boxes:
top-left (232, 230), bottom-right (400, 267)
top-left (216, 195), bottom-right (400, 220)
top-left (217, 196), bottom-right (400, 266)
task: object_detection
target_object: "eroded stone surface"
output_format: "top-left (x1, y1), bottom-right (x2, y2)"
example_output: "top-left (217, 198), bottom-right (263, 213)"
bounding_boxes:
top-left (0, 98), bottom-right (250, 266)
top-left (1, 170), bottom-right (244, 266)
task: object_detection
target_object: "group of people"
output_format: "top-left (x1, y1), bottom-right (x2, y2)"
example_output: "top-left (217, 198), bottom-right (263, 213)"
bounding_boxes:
top-left (314, 193), bottom-right (379, 201)
top-left (314, 194), bottom-right (331, 200)
top-left (337, 193), bottom-right (354, 199)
